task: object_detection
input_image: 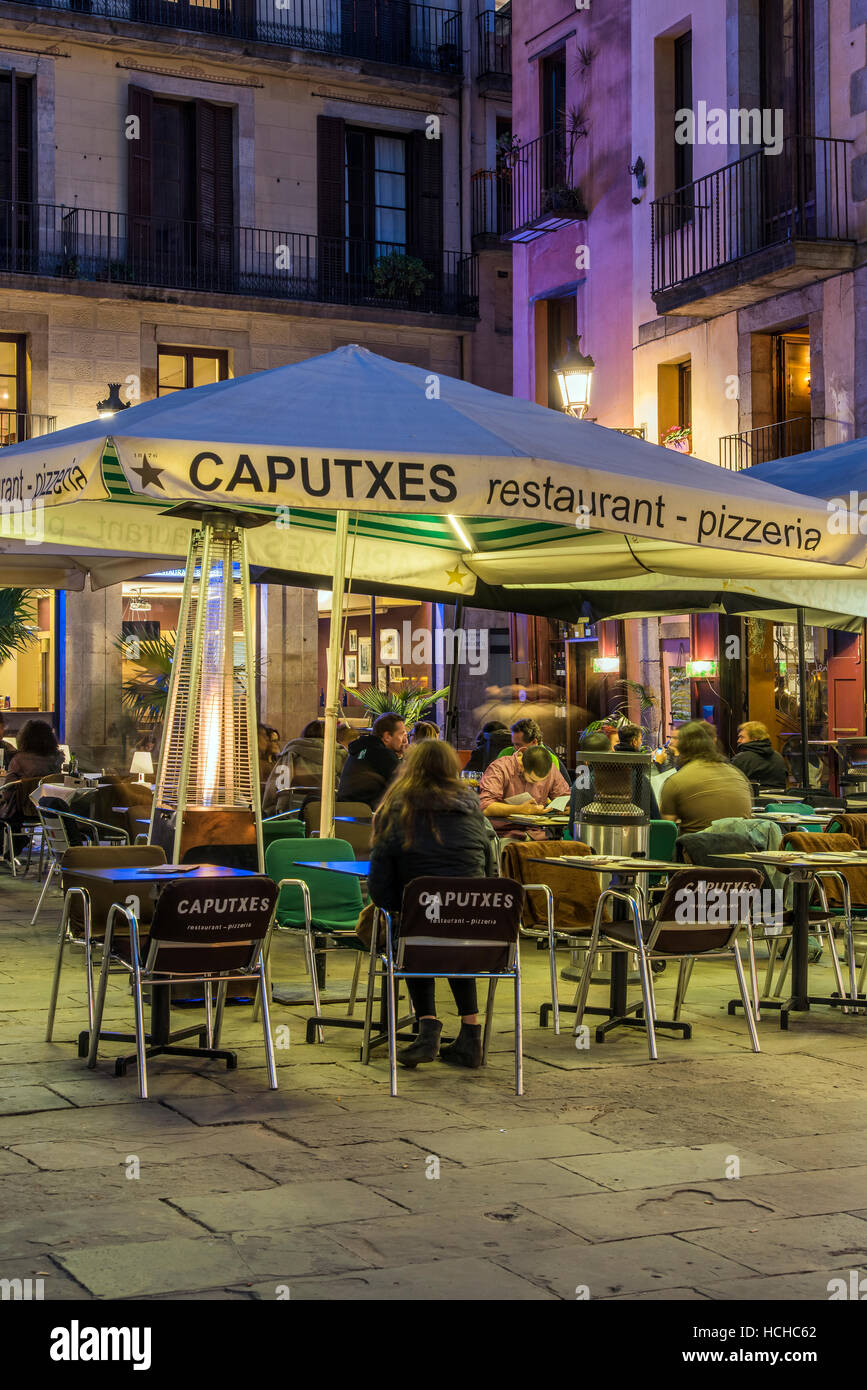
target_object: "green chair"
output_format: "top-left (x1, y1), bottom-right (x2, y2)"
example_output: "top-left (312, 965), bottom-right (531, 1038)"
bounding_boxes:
top-left (262, 814), bottom-right (305, 848)
top-left (265, 836), bottom-right (365, 1043)
top-left (764, 801), bottom-right (822, 832)
top-left (649, 819), bottom-right (677, 862)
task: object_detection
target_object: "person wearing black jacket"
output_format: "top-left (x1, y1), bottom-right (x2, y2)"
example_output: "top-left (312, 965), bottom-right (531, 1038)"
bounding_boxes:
top-left (732, 722), bottom-right (788, 789)
top-left (368, 739), bottom-right (496, 1069)
top-left (336, 712), bottom-right (408, 808)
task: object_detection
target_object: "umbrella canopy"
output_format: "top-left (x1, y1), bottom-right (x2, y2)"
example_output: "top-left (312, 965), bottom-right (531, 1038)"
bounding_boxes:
top-left (0, 346), bottom-right (864, 595)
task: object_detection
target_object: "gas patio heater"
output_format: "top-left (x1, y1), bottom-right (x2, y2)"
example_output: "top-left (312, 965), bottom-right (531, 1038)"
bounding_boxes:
top-left (149, 507), bottom-right (264, 869)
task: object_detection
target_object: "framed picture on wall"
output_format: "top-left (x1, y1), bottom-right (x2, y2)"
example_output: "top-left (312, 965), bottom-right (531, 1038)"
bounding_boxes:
top-left (390, 665), bottom-right (403, 683)
top-left (358, 636), bottom-right (372, 681)
top-left (380, 628), bottom-right (399, 662)
top-left (348, 630), bottom-right (358, 652)
top-left (344, 655), bottom-right (358, 687)
top-left (377, 666), bottom-right (388, 693)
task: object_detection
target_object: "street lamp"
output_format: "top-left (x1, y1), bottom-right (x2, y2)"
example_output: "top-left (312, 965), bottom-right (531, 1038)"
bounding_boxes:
top-left (553, 337), bottom-right (595, 418)
top-left (96, 383), bottom-right (131, 420)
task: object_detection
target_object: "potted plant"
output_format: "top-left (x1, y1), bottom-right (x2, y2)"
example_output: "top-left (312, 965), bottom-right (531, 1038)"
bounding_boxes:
top-left (0, 589), bottom-right (36, 665)
top-left (370, 252), bottom-right (434, 302)
top-left (662, 424), bottom-right (692, 454)
top-left (541, 185), bottom-right (588, 220)
top-left (341, 681), bottom-right (450, 731)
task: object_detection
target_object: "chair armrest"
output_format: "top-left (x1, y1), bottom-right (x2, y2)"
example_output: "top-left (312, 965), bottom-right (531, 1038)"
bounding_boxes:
top-left (275, 876), bottom-right (313, 925)
top-left (55, 810), bottom-right (130, 844)
top-left (263, 810), bottom-right (301, 823)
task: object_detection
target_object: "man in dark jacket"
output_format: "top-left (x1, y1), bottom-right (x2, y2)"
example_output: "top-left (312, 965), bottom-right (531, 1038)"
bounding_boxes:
top-left (732, 722), bottom-right (788, 789)
top-left (337, 712), bottom-right (407, 808)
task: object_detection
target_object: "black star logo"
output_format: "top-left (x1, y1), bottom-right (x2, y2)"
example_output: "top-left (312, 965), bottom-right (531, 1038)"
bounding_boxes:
top-left (130, 455), bottom-right (165, 490)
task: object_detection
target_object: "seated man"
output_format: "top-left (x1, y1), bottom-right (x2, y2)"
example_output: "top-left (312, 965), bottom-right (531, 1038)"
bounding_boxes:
top-left (480, 743), bottom-right (569, 839)
top-left (496, 717), bottom-right (571, 781)
top-left (732, 721), bottom-right (788, 790)
top-left (337, 712), bottom-right (408, 810)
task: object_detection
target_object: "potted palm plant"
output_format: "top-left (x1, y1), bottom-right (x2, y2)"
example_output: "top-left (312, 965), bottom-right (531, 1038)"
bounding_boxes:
top-left (342, 681), bottom-right (450, 731)
top-left (0, 588), bottom-right (37, 666)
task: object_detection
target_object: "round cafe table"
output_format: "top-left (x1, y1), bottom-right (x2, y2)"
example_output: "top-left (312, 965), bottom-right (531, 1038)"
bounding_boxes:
top-left (530, 853), bottom-right (690, 1042)
top-left (719, 849), bottom-right (867, 1028)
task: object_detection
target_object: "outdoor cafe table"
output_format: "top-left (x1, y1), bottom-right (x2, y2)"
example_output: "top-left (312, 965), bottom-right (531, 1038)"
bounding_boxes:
top-left (718, 849), bottom-right (867, 1028)
top-left (71, 864), bottom-right (261, 1074)
top-left (529, 854), bottom-right (689, 1043)
top-left (753, 812), bottom-right (838, 827)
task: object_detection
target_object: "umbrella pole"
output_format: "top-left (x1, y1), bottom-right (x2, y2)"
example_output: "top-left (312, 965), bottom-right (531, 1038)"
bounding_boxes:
top-left (796, 606), bottom-right (810, 792)
top-left (320, 509), bottom-right (350, 839)
top-left (444, 597), bottom-right (464, 745)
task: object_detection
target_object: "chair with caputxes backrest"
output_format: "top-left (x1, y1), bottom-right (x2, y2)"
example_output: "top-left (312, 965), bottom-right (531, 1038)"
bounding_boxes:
top-left (376, 875), bottom-right (525, 1096)
top-left (87, 874), bottom-right (279, 1099)
top-left (47, 844), bottom-right (168, 1053)
top-left (574, 867), bottom-right (764, 1058)
top-left (500, 839), bottom-right (603, 1035)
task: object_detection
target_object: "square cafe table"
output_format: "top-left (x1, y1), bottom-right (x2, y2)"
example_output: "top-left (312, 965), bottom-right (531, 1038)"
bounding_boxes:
top-left (73, 864), bottom-right (262, 1075)
top-left (529, 854), bottom-right (689, 1043)
top-left (719, 849), bottom-right (867, 1028)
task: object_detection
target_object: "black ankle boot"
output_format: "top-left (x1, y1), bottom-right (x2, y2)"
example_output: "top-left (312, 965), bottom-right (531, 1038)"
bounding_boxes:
top-left (397, 1018), bottom-right (442, 1068)
top-left (440, 1022), bottom-right (483, 1068)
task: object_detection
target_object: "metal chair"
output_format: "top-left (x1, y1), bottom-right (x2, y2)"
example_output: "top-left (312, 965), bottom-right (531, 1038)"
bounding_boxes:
top-left (573, 867), bottom-right (763, 1059)
top-left (302, 800), bottom-right (374, 855)
top-left (376, 875), bottom-right (525, 1096)
top-left (0, 778), bottom-right (42, 877)
top-left (31, 807), bottom-right (129, 926)
top-left (87, 874), bottom-right (278, 1099)
top-left (265, 836), bottom-right (367, 1042)
top-left (46, 844), bottom-right (168, 1051)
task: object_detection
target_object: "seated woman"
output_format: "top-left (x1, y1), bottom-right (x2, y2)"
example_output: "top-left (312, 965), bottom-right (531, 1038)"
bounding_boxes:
top-left (0, 718), bottom-right (64, 850)
top-left (263, 718), bottom-right (348, 814)
top-left (659, 720), bottom-right (752, 833)
top-left (368, 739), bottom-right (497, 1070)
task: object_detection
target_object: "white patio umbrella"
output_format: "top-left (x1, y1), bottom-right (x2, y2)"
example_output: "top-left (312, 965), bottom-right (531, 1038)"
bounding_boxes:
top-left (1, 345), bottom-right (865, 828)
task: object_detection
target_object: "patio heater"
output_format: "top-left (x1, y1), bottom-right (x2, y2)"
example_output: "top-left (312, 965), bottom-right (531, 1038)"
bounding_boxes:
top-left (149, 507), bottom-right (264, 869)
top-left (572, 749), bottom-right (651, 857)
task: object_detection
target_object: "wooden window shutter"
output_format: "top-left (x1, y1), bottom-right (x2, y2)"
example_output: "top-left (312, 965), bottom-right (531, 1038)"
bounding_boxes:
top-left (14, 76), bottom-right (32, 204)
top-left (317, 115), bottom-right (346, 297)
top-left (409, 129), bottom-right (442, 268)
top-left (196, 100), bottom-right (234, 289)
top-left (128, 85), bottom-right (154, 271)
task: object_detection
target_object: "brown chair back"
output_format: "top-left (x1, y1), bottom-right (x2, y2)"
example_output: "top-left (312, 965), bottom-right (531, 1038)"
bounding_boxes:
top-left (500, 839), bottom-right (601, 931)
top-left (146, 875), bottom-right (277, 975)
top-left (651, 867), bottom-right (765, 954)
top-left (780, 830), bottom-right (867, 907)
top-left (395, 876), bottom-right (523, 975)
top-left (826, 814), bottom-right (867, 849)
top-left (303, 800), bottom-right (374, 855)
top-left (60, 844), bottom-right (167, 937)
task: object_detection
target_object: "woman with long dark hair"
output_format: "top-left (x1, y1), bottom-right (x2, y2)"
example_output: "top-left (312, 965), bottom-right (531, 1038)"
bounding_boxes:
top-left (0, 719), bottom-right (63, 837)
top-left (369, 739), bottom-right (496, 1069)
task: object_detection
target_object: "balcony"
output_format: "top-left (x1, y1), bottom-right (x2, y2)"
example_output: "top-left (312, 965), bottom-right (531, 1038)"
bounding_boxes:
top-left (471, 168), bottom-right (512, 245)
top-left (0, 411), bottom-right (56, 446)
top-left (503, 131), bottom-right (587, 243)
top-left (0, 201), bottom-right (479, 317)
top-left (475, 4), bottom-right (510, 91)
top-left (651, 136), bottom-right (855, 317)
top-left (718, 416), bottom-right (815, 471)
top-left (7, 0), bottom-right (463, 75)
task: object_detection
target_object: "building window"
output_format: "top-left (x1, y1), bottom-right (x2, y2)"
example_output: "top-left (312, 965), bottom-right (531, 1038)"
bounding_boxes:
top-left (535, 296), bottom-right (573, 410)
top-left (345, 128), bottom-right (407, 252)
top-left (0, 334), bottom-right (25, 444)
top-left (673, 33), bottom-right (692, 194)
top-left (157, 347), bottom-right (229, 396)
top-left (0, 72), bottom-right (33, 203)
top-left (540, 47), bottom-right (567, 188)
top-left (658, 357), bottom-right (692, 451)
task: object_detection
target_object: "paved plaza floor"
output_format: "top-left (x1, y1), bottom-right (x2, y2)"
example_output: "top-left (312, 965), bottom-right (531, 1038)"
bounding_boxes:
top-left (1, 871), bottom-right (866, 1302)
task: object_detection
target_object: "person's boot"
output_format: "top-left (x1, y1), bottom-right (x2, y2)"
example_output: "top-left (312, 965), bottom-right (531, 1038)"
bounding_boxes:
top-left (439, 1021), bottom-right (483, 1068)
top-left (397, 1018), bottom-right (442, 1068)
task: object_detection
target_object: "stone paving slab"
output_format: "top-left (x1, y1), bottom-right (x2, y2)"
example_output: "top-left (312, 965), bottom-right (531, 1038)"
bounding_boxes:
top-left (401, 1121), bottom-right (621, 1165)
top-left (681, 1213), bottom-right (867, 1275)
top-left (353, 1159), bottom-right (606, 1212)
top-left (700, 1268), bottom-right (867, 1300)
top-left (0, 1154), bottom-right (278, 1212)
top-left (172, 1178), bottom-right (403, 1232)
top-left (0, 1196), bottom-right (201, 1258)
top-left (550, 1142), bottom-right (794, 1190)
top-left (496, 1233), bottom-right (757, 1298)
top-left (254, 1256), bottom-right (558, 1300)
top-left (326, 1205), bottom-right (581, 1267)
top-left (54, 1235), bottom-right (262, 1299)
top-left (520, 1179), bottom-right (782, 1241)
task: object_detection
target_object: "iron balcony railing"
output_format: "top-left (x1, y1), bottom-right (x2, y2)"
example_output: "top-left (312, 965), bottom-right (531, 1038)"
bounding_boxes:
top-left (0, 200), bottom-right (479, 317)
top-left (652, 135), bottom-right (853, 295)
top-left (10, 0), bottom-right (463, 73)
top-left (475, 4), bottom-right (510, 79)
top-left (507, 130), bottom-right (587, 238)
top-left (471, 168), bottom-right (512, 238)
top-left (718, 416), bottom-right (815, 471)
top-left (0, 411), bottom-right (56, 446)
